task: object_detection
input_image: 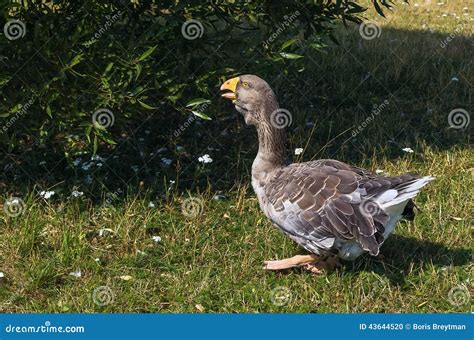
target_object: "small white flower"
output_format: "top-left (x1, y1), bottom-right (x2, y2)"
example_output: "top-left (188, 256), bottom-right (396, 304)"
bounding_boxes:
top-left (148, 202), bottom-right (155, 208)
top-left (152, 236), bottom-right (162, 243)
top-left (161, 158), bottom-right (172, 166)
top-left (94, 258), bottom-right (100, 262)
top-left (71, 190), bottom-right (84, 198)
top-left (402, 147), bottom-right (414, 153)
top-left (375, 169), bottom-right (384, 174)
top-left (0, 272), bottom-right (4, 279)
top-left (69, 270), bottom-right (82, 278)
top-left (157, 147), bottom-right (168, 154)
top-left (39, 161), bottom-right (46, 166)
top-left (39, 190), bottom-right (55, 199)
top-left (6, 198), bottom-right (20, 205)
top-left (198, 154), bottom-right (213, 164)
top-left (96, 163), bottom-right (103, 167)
top-left (169, 180), bottom-right (176, 185)
top-left (176, 145), bottom-right (184, 151)
top-left (91, 155), bottom-right (104, 162)
top-left (294, 148), bottom-right (303, 155)
top-left (451, 77), bottom-right (459, 82)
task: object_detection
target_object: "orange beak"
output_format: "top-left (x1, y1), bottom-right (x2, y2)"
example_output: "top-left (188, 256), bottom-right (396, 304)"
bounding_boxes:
top-left (220, 77), bottom-right (239, 100)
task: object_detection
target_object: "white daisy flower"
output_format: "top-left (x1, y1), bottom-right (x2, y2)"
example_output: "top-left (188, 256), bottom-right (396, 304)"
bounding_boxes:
top-left (40, 191), bottom-right (55, 199)
top-left (198, 154), bottom-right (213, 164)
top-left (375, 169), bottom-right (384, 174)
top-left (69, 270), bottom-right (82, 278)
top-left (161, 158), bottom-right (172, 166)
top-left (152, 236), bottom-right (162, 243)
top-left (148, 202), bottom-right (155, 208)
top-left (294, 148), bottom-right (303, 155)
top-left (71, 190), bottom-right (84, 198)
top-left (402, 147), bottom-right (414, 153)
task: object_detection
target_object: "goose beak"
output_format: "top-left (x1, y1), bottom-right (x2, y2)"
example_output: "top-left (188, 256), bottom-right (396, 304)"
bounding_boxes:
top-left (220, 77), bottom-right (239, 100)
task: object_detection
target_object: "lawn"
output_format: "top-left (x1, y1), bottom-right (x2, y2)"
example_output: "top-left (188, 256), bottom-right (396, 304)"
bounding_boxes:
top-left (0, 1), bottom-right (472, 313)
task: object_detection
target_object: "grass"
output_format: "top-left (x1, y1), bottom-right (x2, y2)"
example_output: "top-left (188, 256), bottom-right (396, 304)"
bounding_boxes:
top-left (0, 1), bottom-right (472, 313)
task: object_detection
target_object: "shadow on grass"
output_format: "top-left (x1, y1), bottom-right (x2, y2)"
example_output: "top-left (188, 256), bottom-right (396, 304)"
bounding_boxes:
top-left (344, 234), bottom-right (471, 285)
top-left (0, 26), bottom-right (472, 198)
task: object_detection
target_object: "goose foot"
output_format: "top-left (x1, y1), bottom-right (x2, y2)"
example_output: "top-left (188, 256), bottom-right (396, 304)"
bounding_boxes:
top-left (302, 256), bottom-right (340, 274)
top-left (264, 254), bottom-right (319, 270)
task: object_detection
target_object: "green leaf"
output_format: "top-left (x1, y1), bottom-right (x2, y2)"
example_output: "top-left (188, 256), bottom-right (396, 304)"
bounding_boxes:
top-left (69, 53), bottom-right (84, 68)
top-left (138, 100), bottom-right (157, 110)
top-left (46, 105), bottom-right (52, 118)
top-left (373, 0), bottom-right (386, 18)
top-left (138, 45), bottom-right (157, 62)
top-left (186, 98), bottom-right (211, 108)
top-left (191, 110), bottom-right (212, 120)
top-left (279, 52), bottom-right (303, 60)
top-left (281, 39), bottom-right (298, 50)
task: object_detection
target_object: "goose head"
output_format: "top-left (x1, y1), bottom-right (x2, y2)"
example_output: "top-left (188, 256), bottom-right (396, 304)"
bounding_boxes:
top-left (220, 75), bottom-right (279, 126)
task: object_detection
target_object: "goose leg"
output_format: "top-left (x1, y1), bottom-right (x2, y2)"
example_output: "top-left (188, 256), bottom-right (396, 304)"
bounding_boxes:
top-left (264, 255), bottom-right (319, 270)
top-left (264, 255), bottom-right (341, 274)
top-left (303, 256), bottom-right (341, 274)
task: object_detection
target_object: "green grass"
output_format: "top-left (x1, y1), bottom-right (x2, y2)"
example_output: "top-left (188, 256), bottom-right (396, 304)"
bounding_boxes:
top-left (0, 1), bottom-right (472, 313)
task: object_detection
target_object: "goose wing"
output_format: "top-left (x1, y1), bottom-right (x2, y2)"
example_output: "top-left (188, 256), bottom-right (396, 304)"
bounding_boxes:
top-left (265, 159), bottom-right (418, 256)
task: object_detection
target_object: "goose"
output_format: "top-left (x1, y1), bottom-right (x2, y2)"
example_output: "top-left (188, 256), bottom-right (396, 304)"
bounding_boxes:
top-left (220, 74), bottom-right (435, 273)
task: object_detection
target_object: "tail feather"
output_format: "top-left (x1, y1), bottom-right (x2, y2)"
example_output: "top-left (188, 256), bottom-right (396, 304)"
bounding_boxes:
top-left (379, 176), bottom-right (435, 209)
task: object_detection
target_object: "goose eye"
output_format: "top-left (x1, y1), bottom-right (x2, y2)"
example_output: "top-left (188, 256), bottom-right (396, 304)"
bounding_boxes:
top-left (241, 82), bottom-right (249, 88)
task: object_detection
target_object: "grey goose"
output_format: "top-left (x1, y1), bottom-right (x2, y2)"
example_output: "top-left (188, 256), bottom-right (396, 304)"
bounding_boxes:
top-left (220, 74), bottom-right (434, 273)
